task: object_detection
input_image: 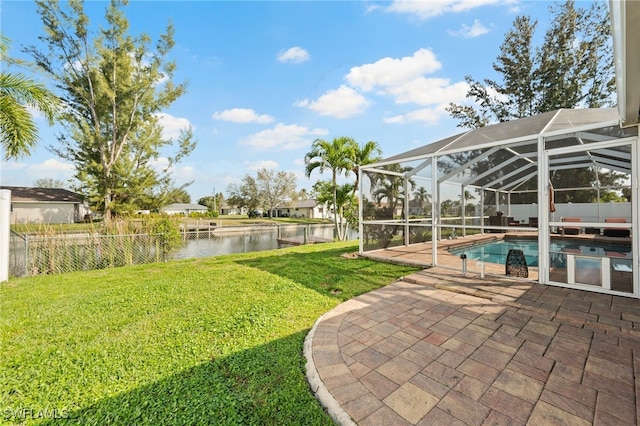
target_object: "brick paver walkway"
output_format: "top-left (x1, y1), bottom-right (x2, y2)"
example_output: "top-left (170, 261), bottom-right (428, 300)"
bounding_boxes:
top-left (306, 268), bottom-right (640, 425)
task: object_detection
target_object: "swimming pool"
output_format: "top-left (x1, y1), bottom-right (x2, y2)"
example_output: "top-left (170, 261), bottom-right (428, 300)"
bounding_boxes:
top-left (449, 238), bottom-right (632, 267)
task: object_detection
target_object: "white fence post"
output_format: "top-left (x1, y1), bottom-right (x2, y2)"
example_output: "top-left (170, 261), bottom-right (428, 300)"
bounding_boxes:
top-left (0, 189), bottom-right (11, 282)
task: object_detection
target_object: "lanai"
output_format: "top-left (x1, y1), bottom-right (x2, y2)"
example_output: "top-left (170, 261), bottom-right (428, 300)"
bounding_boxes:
top-left (358, 108), bottom-right (638, 297)
top-left (358, 0), bottom-right (640, 298)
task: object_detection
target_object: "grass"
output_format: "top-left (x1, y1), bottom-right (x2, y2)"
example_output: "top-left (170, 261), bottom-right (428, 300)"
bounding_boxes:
top-left (0, 241), bottom-right (419, 425)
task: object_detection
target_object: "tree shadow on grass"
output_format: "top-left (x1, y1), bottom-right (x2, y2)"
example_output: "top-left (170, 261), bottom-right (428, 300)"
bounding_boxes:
top-left (40, 331), bottom-right (332, 426)
top-left (235, 246), bottom-right (419, 302)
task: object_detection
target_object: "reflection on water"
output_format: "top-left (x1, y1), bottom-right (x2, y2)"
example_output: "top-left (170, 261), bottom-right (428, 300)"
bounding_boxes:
top-left (171, 225), bottom-right (354, 260)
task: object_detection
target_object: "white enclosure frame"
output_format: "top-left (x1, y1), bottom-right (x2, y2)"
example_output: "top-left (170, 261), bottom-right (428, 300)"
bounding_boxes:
top-left (359, 108), bottom-right (639, 298)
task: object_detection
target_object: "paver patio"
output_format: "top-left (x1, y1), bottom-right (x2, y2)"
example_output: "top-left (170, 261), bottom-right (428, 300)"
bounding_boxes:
top-left (306, 267), bottom-right (640, 425)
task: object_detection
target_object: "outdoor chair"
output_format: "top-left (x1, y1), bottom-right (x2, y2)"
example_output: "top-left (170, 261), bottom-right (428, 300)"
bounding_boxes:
top-left (561, 217), bottom-right (582, 236)
top-left (603, 218), bottom-right (630, 237)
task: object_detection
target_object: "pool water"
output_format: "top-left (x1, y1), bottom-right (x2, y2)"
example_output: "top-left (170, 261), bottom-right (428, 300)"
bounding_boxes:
top-left (449, 238), bottom-right (631, 267)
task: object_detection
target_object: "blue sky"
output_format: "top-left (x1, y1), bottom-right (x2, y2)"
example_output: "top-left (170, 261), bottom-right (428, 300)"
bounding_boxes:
top-left (1, 0), bottom-right (561, 202)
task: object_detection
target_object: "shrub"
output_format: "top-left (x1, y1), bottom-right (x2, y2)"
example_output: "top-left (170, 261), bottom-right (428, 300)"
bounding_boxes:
top-left (152, 217), bottom-right (183, 259)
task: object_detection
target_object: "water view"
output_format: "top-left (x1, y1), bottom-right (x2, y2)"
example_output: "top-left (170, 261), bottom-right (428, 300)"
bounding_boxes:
top-left (171, 224), bottom-right (356, 260)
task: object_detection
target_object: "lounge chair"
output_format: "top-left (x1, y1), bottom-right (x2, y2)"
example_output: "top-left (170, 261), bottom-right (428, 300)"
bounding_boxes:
top-left (561, 217), bottom-right (582, 236)
top-left (603, 218), bottom-right (630, 237)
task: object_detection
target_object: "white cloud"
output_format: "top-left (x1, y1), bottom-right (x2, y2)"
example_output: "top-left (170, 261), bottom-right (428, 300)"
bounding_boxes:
top-left (1, 158), bottom-right (75, 187)
top-left (386, 0), bottom-right (504, 19)
top-left (383, 106), bottom-right (446, 125)
top-left (240, 123), bottom-right (328, 151)
top-left (385, 78), bottom-right (469, 105)
top-left (155, 113), bottom-right (192, 140)
top-left (245, 160), bottom-right (279, 170)
top-left (344, 49), bottom-right (468, 110)
top-left (149, 156), bottom-right (171, 171)
top-left (212, 108), bottom-right (274, 124)
top-left (171, 165), bottom-right (196, 182)
top-left (30, 158), bottom-right (74, 174)
top-left (295, 86), bottom-right (371, 119)
top-left (364, 3), bottom-right (382, 14)
top-left (149, 157), bottom-right (195, 182)
top-left (448, 19), bottom-right (490, 38)
top-left (346, 49), bottom-right (442, 92)
top-left (277, 46), bottom-right (310, 63)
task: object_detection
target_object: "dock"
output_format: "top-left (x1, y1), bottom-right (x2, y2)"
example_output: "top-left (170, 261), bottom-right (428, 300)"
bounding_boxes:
top-left (277, 236), bottom-right (332, 246)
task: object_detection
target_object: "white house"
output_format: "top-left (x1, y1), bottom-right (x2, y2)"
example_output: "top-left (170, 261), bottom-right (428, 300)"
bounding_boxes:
top-left (160, 203), bottom-right (208, 215)
top-left (271, 199), bottom-right (329, 219)
top-left (220, 205), bottom-right (248, 215)
top-left (1, 186), bottom-right (90, 224)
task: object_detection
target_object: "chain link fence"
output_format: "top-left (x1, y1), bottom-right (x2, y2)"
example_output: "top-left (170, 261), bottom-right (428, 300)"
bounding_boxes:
top-left (9, 231), bottom-right (164, 278)
top-left (9, 224), bottom-right (343, 278)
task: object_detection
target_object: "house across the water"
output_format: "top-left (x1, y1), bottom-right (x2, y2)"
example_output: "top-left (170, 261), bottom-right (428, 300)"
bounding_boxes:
top-left (1, 186), bottom-right (90, 225)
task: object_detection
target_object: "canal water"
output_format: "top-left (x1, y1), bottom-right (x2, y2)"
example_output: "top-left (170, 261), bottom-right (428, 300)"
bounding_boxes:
top-left (171, 224), bottom-right (356, 260)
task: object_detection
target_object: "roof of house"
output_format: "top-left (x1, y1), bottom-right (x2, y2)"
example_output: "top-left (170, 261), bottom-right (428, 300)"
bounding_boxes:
top-left (161, 203), bottom-right (208, 211)
top-left (293, 199), bottom-right (317, 209)
top-left (272, 199), bottom-right (318, 209)
top-left (0, 186), bottom-right (84, 203)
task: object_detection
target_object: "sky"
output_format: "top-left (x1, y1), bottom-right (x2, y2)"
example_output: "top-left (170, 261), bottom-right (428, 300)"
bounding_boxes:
top-left (0, 0), bottom-right (564, 203)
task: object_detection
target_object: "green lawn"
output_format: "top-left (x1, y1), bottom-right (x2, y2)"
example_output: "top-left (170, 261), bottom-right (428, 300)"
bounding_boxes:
top-left (1, 241), bottom-right (419, 425)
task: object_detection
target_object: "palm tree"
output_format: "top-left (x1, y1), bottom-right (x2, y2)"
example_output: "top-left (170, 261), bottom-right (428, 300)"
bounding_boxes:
top-left (371, 164), bottom-right (415, 219)
top-left (460, 189), bottom-right (476, 203)
top-left (414, 186), bottom-right (431, 215)
top-left (351, 140), bottom-right (381, 198)
top-left (0, 36), bottom-right (60, 159)
top-left (305, 137), bottom-right (357, 240)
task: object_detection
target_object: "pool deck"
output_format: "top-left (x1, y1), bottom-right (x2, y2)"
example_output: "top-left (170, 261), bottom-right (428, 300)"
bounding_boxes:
top-left (360, 232), bottom-right (633, 283)
top-left (361, 233), bottom-right (540, 281)
top-left (306, 264), bottom-right (640, 425)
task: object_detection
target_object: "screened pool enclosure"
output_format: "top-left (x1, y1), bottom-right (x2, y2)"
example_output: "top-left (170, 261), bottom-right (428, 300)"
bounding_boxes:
top-left (359, 108), bottom-right (639, 297)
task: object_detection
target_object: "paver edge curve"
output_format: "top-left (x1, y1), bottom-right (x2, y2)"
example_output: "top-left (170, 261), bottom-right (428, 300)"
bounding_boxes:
top-left (304, 313), bottom-right (357, 426)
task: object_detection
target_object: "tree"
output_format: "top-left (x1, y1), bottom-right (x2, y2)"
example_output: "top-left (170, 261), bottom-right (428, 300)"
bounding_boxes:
top-left (351, 140), bottom-right (382, 198)
top-left (198, 193), bottom-right (223, 213)
top-left (535, 1), bottom-right (614, 112)
top-left (226, 176), bottom-right (260, 214)
top-left (371, 164), bottom-right (415, 219)
top-left (33, 177), bottom-right (66, 188)
top-left (445, 1), bottom-right (618, 198)
top-left (257, 168), bottom-right (297, 218)
top-left (413, 186), bottom-right (430, 215)
top-left (164, 187), bottom-right (191, 204)
top-left (28, 0), bottom-right (196, 219)
top-left (305, 137), bottom-right (357, 240)
top-left (312, 180), bottom-right (357, 232)
top-left (440, 199), bottom-right (455, 216)
top-left (0, 36), bottom-right (60, 159)
top-left (226, 168), bottom-right (297, 217)
top-left (447, 1), bottom-right (614, 128)
top-left (297, 188), bottom-right (310, 200)
top-left (305, 137), bottom-right (382, 239)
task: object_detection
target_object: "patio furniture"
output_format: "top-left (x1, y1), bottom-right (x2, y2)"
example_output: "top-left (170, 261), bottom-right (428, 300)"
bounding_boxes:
top-left (487, 214), bottom-right (507, 233)
top-left (529, 217), bottom-right (538, 228)
top-left (561, 217), bottom-right (582, 236)
top-left (603, 218), bottom-right (630, 237)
